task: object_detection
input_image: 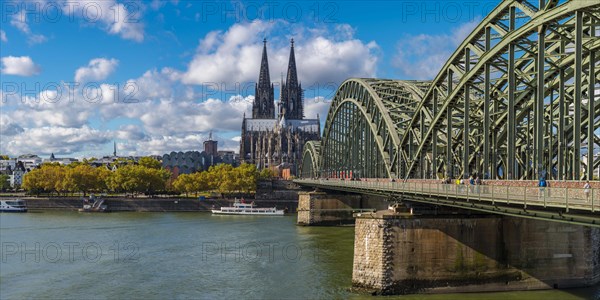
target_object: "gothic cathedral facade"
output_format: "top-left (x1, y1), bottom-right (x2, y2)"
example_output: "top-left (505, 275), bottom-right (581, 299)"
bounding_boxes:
top-left (240, 39), bottom-right (321, 174)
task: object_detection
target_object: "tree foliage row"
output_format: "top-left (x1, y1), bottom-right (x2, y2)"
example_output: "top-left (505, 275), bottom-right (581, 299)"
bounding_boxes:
top-left (22, 158), bottom-right (169, 196)
top-left (21, 159), bottom-right (269, 197)
top-left (172, 163), bottom-right (273, 196)
top-left (22, 163), bottom-right (111, 196)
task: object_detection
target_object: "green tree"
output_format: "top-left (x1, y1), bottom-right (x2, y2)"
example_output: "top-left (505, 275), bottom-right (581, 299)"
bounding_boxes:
top-left (22, 163), bottom-right (65, 195)
top-left (109, 164), bottom-right (170, 196)
top-left (207, 164), bottom-right (236, 196)
top-left (138, 157), bottom-right (162, 169)
top-left (65, 161), bottom-right (85, 168)
top-left (259, 168), bottom-right (274, 180)
top-left (44, 164), bottom-right (66, 195)
top-left (64, 164), bottom-right (105, 196)
top-left (0, 174), bottom-right (10, 191)
top-left (202, 163), bottom-right (260, 196)
top-left (97, 167), bottom-right (111, 191)
top-left (172, 171), bottom-right (213, 197)
top-left (22, 168), bottom-right (45, 195)
top-left (0, 155), bottom-right (10, 160)
top-left (237, 163), bottom-right (259, 193)
top-left (172, 173), bottom-right (197, 196)
top-left (194, 171), bottom-right (210, 192)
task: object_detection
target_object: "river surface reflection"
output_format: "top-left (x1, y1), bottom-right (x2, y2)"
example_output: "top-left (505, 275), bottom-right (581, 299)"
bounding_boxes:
top-left (0, 211), bottom-right (597, 299)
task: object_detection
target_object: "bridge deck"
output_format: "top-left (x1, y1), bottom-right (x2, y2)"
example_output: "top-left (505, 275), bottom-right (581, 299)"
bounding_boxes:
top-left (295, 179), bottom-right (600, 227)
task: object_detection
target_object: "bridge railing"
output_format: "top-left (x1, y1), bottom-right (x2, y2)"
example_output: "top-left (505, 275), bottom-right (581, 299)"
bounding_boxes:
top-left (297, 179), bottom-right (597, 213)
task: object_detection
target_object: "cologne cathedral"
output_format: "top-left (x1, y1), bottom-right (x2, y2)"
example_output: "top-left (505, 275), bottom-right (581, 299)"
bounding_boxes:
top-left (239, 39), bottom-right (321, 174)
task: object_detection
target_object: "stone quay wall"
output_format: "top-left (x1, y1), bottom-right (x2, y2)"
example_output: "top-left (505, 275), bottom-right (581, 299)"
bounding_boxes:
top-left (18, 197), bottom-right (298, 212)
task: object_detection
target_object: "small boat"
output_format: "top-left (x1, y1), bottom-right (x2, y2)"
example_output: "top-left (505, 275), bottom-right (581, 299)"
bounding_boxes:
top-left (78, 195), bottom-right (108, 212)
top-left (0, 199), bottom-right (28, 212)
top-left (212, 199), bottom-right (284, 216)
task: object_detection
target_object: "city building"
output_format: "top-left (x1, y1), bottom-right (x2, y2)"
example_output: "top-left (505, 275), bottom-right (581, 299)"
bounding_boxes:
top-left (44, 153), bottom-right (78, 165)
top-left (204, 132), bottom-right (218, 157)
top-left (10, 162), bottom-right (26, 187)
top-left (217, 150), bottom-right (237, 165)
top-left (16, 154), bottom-right (42, 170)
top-left (0, 158), bottom-right (16, 171)
top-left (162, 151), bottom-right (211, 176)
top-left (0, 161), bottom-right (26, 188)
top-left (162, 134), bottom-right (239, 177)
top-left (239, 39), bottom-right (321, 175)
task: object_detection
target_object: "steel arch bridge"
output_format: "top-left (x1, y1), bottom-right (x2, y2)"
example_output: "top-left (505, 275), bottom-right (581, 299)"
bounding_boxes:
top-left (301, 0), bottom-right (600, 181)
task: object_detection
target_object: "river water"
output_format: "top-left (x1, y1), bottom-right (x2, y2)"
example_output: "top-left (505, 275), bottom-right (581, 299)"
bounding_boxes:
top-left (1, 211), bottom-right (598, 299)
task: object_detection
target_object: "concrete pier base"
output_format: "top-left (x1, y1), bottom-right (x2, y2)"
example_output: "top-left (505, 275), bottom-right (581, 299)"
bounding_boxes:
top-left (297, 191), bottom-right (362, 226)
top-left (352, 213), bottom-right (600, 295)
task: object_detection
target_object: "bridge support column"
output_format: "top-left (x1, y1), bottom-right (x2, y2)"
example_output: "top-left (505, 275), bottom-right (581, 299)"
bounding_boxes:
top-left (297, 191), bottom-right (362, 226)
top-left (352, 214), bottom-right (599, 295)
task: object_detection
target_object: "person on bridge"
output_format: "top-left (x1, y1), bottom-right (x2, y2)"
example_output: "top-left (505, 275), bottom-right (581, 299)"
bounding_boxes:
top-left (538, 177), bottom-right (547, 198)
top-left (468, 176), bottom-right (475, 193)
top-left (441, 177), bottom-right (450, 194)
top-left (584, 181), bottom-right (591, 201)
top-left (475, 176), bottom-right (481, 193)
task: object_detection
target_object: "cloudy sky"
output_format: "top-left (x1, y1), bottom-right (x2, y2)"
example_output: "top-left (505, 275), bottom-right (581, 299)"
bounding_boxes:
top-left (0, 0), bottom-right (492, 158)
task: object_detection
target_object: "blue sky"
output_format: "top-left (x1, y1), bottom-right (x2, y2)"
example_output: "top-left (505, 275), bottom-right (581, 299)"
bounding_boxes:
top-left (0, 0), bottom-right (495, 158)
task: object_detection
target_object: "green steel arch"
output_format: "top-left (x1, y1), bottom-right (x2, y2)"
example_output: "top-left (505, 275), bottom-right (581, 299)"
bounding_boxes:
top-left (318, 78), bottom-right (429, 178)
top-left (397, 0), bottom-right (600, 181)
top-left (300, 141), bottom-right (321, 178)
top-left (301, 0), bottom-right (600, 182)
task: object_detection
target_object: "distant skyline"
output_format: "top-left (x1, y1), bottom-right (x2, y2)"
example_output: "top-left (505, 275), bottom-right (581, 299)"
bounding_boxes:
top-left (1, 0), bottom-right (494, 157)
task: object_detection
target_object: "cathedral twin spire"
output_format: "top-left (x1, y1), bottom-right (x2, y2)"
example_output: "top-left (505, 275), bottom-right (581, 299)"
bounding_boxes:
top-left (252, 38), bottom-right (303, 120)
top-left (281, 39), bottom-right (303, 120)
top-left (253, 39), bottom-right (275, 119)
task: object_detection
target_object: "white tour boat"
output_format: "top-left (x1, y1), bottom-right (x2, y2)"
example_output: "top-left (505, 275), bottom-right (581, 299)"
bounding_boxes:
top-left (0, 199), bottom-right (28, 212)
top-left (212, 200), bottom-right (284, 216)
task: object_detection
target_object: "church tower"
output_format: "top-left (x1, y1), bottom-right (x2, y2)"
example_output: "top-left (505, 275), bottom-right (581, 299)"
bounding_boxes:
top-left (253, 39), bottom-right (275, 119)
top-left (280, 38), bottom-right (303, 120)
top-left (240, 37), bottom-right (320, 174)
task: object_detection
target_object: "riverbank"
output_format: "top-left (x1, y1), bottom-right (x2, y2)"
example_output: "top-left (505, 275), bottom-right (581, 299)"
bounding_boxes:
top-left (8, 197), bottom-right (298, 212)
top-left (2, 180), bottom-right (304, 212)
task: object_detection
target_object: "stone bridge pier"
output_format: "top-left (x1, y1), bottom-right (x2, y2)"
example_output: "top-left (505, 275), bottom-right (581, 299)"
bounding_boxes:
top-left (297, 191), bottom-right (387, 226)
top-left (352, 212), bottom-right (600, 295)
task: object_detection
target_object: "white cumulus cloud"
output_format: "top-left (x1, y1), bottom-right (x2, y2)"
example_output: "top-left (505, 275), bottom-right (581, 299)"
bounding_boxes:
top-left (10, 9), bottom-right (47, 44)
top-left (304, 97), bottom-right (331, 120)
top-left (3, 126), bottom-right (111, 156)
top-left (0, 30), bottom-right (7, 42)
top-left (75, 58), bottom-right (119, 82)
top-left (392, 18), bottom-right (481, 80)
top-left (182, 20), bottom-right (378, 88)
top-left (61, 0), bottom-right (145, 42)
top-left (0, 114), bottom-right (25, 136)
top-left (1, 56), bottom-right (41, 76)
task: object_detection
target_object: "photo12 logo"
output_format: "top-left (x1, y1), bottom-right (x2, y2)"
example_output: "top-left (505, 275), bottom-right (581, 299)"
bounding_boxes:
top-left (201, 242), bottom-right (321, 263)
top-left (2, 81), bottom-right (139, 104)
top-left (1, 241), bottom-right (140, 263)
top-left (1, 1), bottom-right (141, 25)
top-left (399, 1), bottom-right (496, 23)
top-left (197, 1), bottom-right (339, 24)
